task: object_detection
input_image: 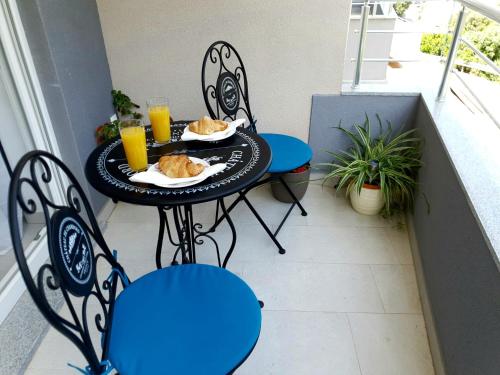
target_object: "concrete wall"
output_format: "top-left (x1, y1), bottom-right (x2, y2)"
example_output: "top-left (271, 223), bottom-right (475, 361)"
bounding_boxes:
top-left (17, 0), bottom-right (115, 212)
top-left (96, 0), bottom-right (352, 141)
top-left (308, 94), bottom-right (419, 164)
top-left (412, 99), bottom-right (500, 375)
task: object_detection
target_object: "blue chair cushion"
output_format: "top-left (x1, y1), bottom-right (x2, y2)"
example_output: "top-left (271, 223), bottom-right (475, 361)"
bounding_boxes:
top-left (107, 264), bottom-right (261, 374)
top-left (260, 133), bottom-right (313, 173)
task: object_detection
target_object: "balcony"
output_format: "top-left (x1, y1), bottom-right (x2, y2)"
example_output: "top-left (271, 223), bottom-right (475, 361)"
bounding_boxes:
top-left (20, 182), bottom-right (433, 374)
top-left (0, 0), bottom-right (499, 375)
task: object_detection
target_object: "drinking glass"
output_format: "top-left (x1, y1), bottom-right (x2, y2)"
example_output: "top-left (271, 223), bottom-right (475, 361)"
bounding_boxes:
top-left (119, 119), bottom-right (148, 172)
top-left (147, 97), bottom-right (171, 143)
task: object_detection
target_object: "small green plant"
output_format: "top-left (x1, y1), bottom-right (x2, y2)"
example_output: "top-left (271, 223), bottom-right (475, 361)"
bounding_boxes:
top-left (321, 115), bottom-right (423, 217)
top-left (95, 89), bottom-right (143, 144)
top-left (95, 120), bottom-right (120, 144)
top-left (111, 89), bottom-right (143, 119)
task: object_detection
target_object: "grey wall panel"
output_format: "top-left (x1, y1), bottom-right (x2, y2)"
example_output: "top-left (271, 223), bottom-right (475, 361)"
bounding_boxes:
top-left (309, 94), bottom-right (419, 164)
top-left (413, 99), bottom-right (500, 375)
top-left (17, 0), bottom-right (114, 212)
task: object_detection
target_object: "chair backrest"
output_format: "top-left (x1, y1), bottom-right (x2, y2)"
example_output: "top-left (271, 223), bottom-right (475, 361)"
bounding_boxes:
top-left (202, 41), bottom-right (257, 132)
top-left (8, 150), bottom-right (126, 374)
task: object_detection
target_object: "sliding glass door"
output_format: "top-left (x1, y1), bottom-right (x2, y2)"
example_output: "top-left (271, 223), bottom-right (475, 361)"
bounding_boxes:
top-left (0, 42), bottom-right (43, 295)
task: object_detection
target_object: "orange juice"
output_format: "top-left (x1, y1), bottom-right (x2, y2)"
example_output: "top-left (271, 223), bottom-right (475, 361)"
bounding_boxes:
top-left (148, 105), bottom-right (171, 143)
top-left (120, 126), bottom-right (148, 171)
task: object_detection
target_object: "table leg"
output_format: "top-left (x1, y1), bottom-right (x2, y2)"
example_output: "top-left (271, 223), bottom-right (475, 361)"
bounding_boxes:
top-left (184, 204), bottom-right (196, 263)
top-left (155, 206), bottom-right (188, 269)
top-left (155, 206), bottom-right (167, 269)
top-left (155, 200), bottom-right (239, 268)
top-left (172, 206), bottom-right (189, 264)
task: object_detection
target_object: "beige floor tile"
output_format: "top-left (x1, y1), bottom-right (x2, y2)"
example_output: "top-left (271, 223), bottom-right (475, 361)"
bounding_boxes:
top-left (299, 185), bottom-right (392, 228)
top-left (27, 328), bottom-right (85, 370)
top-left (218, 187), bottom-right (308, 227)
top-left (242, 262), bottom-right (384, 313)
top-left (371, 265), bottom-right (422, 314)
top-left (348, 313), bottom-right (434, 375)
top-left (107, 202), bottom-right (158, 224)
top-left (238, 311), bottom-right (361, 375)
top-left (386, 226), bottom-right (414, 265)
top-left (277, 225), bottom-right (399, 264)
top-left (24, 369), bottom-right (72, 375)
top-left (194, 222), bottom-right (278, 265)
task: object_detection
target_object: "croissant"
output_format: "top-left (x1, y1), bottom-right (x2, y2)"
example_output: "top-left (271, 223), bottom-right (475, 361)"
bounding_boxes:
top-left (188, 116), bottom-right (228, 135)
top-left (158, 155), bottom-right (204, 178)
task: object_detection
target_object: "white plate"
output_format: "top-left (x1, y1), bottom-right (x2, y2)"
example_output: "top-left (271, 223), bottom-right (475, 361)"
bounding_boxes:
top-left (181, 118), bottom-right (246, 142)
top-left (129, 157), bottom-right (227, 188)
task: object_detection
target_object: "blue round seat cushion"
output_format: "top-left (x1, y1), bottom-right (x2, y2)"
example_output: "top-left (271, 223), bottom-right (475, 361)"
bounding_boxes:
top-left (259, 133), bottom-right (313, 173)
top-left (107, 264), bottom-right (261, 374)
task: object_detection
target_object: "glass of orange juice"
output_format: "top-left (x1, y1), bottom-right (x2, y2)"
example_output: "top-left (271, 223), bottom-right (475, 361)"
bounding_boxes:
top-left (119, 119), bottom-right (148, 172)
top-left (147, 97), bottom-right (171, 143)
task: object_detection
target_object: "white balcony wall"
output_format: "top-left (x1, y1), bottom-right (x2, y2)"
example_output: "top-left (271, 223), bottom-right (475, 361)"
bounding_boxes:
top-left (343, 15), bottom-right (396, 82)
top-left (96, 0), bottom-right (351, 140)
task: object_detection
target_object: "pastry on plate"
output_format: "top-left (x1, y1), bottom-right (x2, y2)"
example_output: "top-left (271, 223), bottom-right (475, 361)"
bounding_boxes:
top-left (158, 155), bottom-right (204, 178)
top-left (188, 116), bottom-right (228, 135)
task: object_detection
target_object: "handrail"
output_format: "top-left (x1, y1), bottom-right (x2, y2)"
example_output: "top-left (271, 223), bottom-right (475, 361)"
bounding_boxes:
top-left (452, 69), bottom-right (500, 128)
top-left (351, 0), bottom-right (499, 118)
top-left (352, 0), bottom-right (500, 23)
top-left (460, 37), bottom-right (500, 75)
top-left (436, 5), bottom-right (467, 100)
top-left (458, 0), bottom-right (500, 23)
top-left (352, 1), bottom-right (370, 88)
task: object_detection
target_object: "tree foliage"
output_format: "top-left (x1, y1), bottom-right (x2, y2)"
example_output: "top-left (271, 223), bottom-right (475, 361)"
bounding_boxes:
top-left (420, 12), bottom-right (500, 81)
top-left (393, 1), bottom-right (411, 18)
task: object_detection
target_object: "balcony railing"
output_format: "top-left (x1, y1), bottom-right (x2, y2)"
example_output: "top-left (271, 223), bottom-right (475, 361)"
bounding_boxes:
top-left (351, 0), bottom-right (500, 126)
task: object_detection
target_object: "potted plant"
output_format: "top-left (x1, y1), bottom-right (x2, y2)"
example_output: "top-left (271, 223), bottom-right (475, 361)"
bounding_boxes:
top-left (95, 89), bottom-right (143, 144)
top-left (322, 115), bottom-right (422, 217)
top-left (271, 164), bottom-right (311, 203)
top-left (111, 89), bottom-right (143, 120)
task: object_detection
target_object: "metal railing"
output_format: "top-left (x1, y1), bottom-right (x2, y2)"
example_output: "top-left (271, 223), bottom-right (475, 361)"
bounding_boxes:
top-left (351, 0), bottom-right (500, 121)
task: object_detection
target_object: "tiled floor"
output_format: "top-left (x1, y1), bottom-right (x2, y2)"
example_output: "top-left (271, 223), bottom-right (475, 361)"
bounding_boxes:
top-left (25, 182), bottom-right (435, 375)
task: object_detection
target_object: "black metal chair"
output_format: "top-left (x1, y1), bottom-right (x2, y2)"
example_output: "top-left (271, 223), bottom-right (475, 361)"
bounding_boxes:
top-left (8, 150), bottom-right (261, 374)
top-left (202, 41), bottom-right (313, 254)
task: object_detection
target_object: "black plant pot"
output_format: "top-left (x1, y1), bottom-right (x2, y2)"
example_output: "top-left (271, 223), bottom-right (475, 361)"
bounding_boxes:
top-left (271, 167), bottom-right (311, 203)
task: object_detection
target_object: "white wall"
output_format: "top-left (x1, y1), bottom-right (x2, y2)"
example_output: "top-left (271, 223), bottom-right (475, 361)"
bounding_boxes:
top-left (343, 16), bottom-right (396, 82)
top-left (96, 0), bottom-right (351, 140)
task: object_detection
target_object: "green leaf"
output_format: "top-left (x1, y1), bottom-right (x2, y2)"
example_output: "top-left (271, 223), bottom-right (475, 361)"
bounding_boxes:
top-left (318, 114), bottom-right (423, 217)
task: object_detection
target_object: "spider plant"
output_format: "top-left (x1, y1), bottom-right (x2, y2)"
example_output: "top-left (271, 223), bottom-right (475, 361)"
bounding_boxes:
top-left (322, 115), bottom-right (422, 217)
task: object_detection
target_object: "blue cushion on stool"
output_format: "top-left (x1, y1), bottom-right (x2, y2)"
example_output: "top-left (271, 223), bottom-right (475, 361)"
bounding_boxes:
top-left (260, 133), bottom-right (313, 173)
top-left (107, 264), bottom-right (261, 374)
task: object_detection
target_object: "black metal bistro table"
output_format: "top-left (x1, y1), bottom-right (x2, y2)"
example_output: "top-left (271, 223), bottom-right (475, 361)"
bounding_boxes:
top-left (85, 121), bottom-right (271, 269)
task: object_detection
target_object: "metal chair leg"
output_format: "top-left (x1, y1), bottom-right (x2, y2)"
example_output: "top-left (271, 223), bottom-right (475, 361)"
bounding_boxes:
top-left (209, 193), bottom-right (244, 232)
top-left (274, 202), bottom-right (296, 237)
top-left (240, 193), bottom-right (286, 254)
top-left (279, 176), bottom-right (308, 216)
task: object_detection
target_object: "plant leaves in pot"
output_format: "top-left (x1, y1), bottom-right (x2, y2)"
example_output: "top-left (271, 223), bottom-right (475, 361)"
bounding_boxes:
top-left (321, 114), bottom-right (422, 217)
top-left (95, 89), bottom-right (144, 145)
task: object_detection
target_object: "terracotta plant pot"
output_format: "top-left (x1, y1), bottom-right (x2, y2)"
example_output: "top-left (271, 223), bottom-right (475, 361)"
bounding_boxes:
top-left (349, 183), bottom-right (384, 215)
top-left (271, 165), bottom-right (311, 203)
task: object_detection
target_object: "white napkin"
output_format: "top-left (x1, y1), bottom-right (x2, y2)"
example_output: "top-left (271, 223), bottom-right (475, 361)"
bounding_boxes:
top-left (129, 157), bottom-right (227, 188)
top-left (181, 118), bottom-right (246, 142)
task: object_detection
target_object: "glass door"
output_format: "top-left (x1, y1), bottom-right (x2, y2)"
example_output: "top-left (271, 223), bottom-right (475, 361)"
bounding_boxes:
top-left (0, 42), bottom-right (44, 292)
